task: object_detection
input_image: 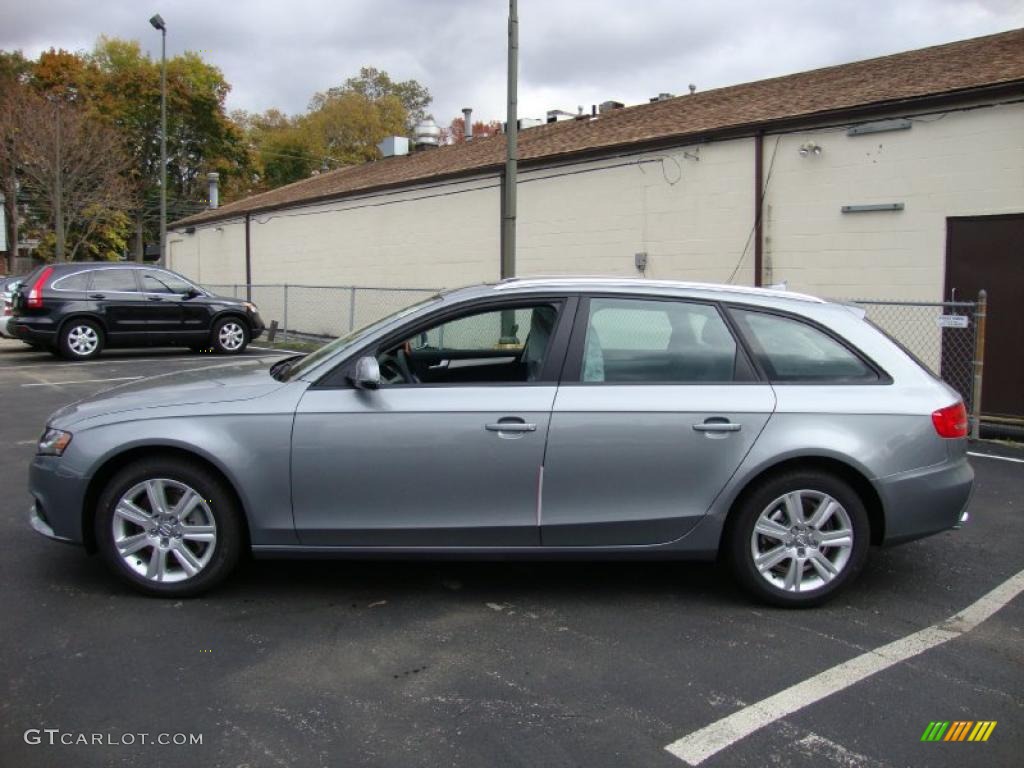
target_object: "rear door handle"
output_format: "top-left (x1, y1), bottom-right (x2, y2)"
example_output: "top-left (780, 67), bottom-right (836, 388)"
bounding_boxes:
top-left (89, 293), bottom-right (106, 299)
top-left (485, 419), bottom-right (537, 434)
top-left (692, 421), bottom-right (742, 433)
top-left (147, 296), bottom-right (164, 302)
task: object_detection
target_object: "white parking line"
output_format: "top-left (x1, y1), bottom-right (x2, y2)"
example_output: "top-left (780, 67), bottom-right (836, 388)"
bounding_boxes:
top-left (20, 376), bottom-right (143, 388)
top-left (968, 451), bottom-right (1024, 464)
top-left (664, 567), bottom-right (1024, 765)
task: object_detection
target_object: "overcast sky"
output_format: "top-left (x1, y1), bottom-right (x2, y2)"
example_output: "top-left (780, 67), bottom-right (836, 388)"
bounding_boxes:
top-left (2, 1), bottom-right (1022, 126)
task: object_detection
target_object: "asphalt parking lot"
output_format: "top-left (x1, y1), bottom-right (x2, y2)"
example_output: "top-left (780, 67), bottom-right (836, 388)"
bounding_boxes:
top-left (0, 337), bottom-right (1021, 768)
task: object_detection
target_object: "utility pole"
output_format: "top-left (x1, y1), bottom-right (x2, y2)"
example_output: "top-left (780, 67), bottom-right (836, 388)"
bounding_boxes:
top-left (501, 0), bottom-right (518, 280)
top-left (150, 14), bottom-right (168, 266)
top-left (54, 103), bottom-right (64, 261)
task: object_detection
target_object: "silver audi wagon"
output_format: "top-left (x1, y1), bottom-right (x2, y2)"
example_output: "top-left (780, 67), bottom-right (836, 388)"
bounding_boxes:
top-left (29, 278), bottom-right (973, 606)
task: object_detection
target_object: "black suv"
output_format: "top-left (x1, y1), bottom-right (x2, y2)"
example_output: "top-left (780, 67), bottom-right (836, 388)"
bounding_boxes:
top-left (11, 263), bottom-right (264, 360)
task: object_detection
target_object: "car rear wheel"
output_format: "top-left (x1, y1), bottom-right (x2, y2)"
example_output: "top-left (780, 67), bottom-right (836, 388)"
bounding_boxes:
top-left (58, 319), bottom-right (103, 360)
top-left (95, 457), bottom-right (244, 597)
top-left (727, 470), bottom-right (869, 607)
top-left (211, 317), bottom-right (248, 355)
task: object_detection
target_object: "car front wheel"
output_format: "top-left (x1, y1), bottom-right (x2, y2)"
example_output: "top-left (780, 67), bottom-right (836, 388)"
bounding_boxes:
top-left (727, 470), bottom-right (869, 607)
top-left (95, 457), bottom-right (244, 597)
top-left (211, 317), bottom-right (248, 354)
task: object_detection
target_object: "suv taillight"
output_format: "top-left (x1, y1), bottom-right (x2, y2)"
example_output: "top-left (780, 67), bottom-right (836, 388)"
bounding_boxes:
top-left (932, 401), bottom-right (968, 438)
top-left (26, 267), bottom-right (53, 309)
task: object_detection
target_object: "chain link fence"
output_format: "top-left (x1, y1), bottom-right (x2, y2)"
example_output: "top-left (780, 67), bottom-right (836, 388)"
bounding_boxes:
top-left (852, 296), bottom-right (984, 432)
top-left (203, 284), bottom-right (437, 341)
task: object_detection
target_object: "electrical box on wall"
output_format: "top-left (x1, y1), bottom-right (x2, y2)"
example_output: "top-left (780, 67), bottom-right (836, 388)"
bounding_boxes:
top-left (635, 252), bottom-right (648, 272)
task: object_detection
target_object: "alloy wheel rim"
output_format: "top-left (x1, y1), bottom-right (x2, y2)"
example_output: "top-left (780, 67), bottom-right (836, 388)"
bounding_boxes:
top-left (219, 322), bottom-right (244, 351)
top-left (68, 325), bottom-right (99, 356)
top-left (112, 478), bottom-right (217, 583)
top-left (750, 489), bottom-right (854, 593)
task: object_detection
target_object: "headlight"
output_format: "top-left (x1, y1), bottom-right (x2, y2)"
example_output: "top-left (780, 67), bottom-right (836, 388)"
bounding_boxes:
top-left (243, 302), bottom-right (258, 313)
top-left (38, 428), bottom-right (73, 456)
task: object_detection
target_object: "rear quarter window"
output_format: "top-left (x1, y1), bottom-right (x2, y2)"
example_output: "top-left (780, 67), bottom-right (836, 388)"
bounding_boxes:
top-left (733, 309), bottom-right (878, 383)
top-left (52, 272), bottom-right (90, 291)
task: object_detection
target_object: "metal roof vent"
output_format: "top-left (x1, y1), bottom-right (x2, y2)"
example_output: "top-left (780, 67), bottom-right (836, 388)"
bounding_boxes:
top-left (599, 100), bottom-right (625, 114)
top-left (378, 136), bottom-right (410, 157)
top-left (413, 118), bottom-right (441, 149)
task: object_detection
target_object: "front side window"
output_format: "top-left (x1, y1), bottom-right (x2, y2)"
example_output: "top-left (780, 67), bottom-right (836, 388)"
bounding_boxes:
top-left (733, 309), bottom-right (876, 382)
top-left (89, 269), bottom-right (139, 293)
top-left (581, 298), bottom-right (738, 383)
top-left (142, 270), bottom-right (194, 295)
top-left (376, 303), bottom-right (561, 385)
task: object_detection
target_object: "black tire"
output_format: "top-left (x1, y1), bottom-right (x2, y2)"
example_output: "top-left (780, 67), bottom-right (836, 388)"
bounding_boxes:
top-left (94, 456), bottom-right (245, 597)
top-left (58, 318), bottom-right (104, 360)
top-left (726, 469), bottom-right (870, 608)
top-left (210, 316), bottom-right (249, 355)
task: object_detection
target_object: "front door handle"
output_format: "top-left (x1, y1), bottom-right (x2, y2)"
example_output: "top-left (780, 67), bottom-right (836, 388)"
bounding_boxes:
top-left (89, 293), bottom-right (106, 299)
top-left (485, 419), bottom-right (537, 434)
top-left (692, 420), bottom-right (742, 433)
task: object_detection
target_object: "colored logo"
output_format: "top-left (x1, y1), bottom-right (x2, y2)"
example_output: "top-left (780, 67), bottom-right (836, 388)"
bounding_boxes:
top-left (921, 721), bottom-right (997, 742)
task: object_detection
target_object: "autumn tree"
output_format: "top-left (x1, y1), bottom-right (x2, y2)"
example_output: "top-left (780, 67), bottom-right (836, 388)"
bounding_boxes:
top-left (0, 51), bottom-right (32, 265)
top-left (316, 66), bottom-right (432, 129)
top-left (85, 38), bottom-right (247, 255)
top-left (16, 90), bottom-right (133, 261)
top-left (442, 116), bottom-right (502, 145)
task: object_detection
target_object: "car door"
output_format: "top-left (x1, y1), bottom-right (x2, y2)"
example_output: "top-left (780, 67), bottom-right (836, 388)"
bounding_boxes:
top-left (87, 268), bottom-right (148, 345)
top-left (290, 297), bottom-right (574, 546)
top-left (139, 269), bottom-right (207, 344)
top-left (540, 295), bottom-right (776, 546)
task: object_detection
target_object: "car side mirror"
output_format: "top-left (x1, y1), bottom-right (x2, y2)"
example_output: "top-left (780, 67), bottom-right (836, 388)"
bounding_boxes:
top-left (184, 287), bottom-right (200, 299)
top-left (351, 356), bottom-right (381, 390)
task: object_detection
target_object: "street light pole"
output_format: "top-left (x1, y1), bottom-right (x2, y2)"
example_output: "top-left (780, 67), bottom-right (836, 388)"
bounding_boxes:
top-left (150, 13), bottom-right (167, 266)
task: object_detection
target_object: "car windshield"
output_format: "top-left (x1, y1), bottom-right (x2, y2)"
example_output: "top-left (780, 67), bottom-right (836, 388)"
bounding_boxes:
top-left (277, 294), bottom-right (441, 381)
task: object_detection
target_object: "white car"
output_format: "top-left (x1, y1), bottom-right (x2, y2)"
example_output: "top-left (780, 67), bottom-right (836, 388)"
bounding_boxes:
top-left (0, 277), bottom-right (24, 338)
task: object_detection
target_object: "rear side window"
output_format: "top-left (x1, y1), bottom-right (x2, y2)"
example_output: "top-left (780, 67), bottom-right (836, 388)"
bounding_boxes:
top-left (52, 272), bottom-right (90, 291)
top-left (581, 298), bottom-right (739, 383)
top-left (90, 269), bottom-right (139, 293)
top-left (733, 309), bottom-right (876, 382)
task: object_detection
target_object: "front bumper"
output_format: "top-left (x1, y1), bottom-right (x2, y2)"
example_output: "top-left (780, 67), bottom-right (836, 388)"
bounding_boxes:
top-left (28, 454), bottom-right (89, 545)
top-left (249, 312), bottom-right (265, 340)
top-left (874, 456), bottom-right (975, 546)
top-left (29, 502), bottom-right (75, 543)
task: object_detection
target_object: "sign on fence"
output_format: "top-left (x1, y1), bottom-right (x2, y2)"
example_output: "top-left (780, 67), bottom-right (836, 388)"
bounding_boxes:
top-left (936, 314), bottom-right (970, 329)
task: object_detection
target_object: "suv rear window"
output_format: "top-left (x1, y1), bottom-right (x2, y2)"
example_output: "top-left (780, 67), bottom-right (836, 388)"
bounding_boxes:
top-left (733, 309), bottom-right (877, 382)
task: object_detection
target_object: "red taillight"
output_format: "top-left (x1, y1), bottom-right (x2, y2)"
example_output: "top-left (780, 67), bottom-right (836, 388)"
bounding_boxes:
top-left (932, 401), bottom-right (968, 438)
top-left (26, 266), bottom-right (53, 310)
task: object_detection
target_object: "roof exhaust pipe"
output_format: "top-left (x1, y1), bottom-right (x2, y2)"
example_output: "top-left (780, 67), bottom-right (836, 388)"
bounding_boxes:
top-left (462, 107), bottom-right (473, 141)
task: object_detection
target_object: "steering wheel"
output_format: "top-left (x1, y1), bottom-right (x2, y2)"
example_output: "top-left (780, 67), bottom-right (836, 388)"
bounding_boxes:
top-left (378, 342), bottom-right (419, 384)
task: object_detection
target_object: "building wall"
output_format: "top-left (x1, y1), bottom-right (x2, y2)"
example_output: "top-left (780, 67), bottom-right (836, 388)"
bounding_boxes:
top-left (517, 139), bottom-right (754, 282)
top-left (763, 101), bottom-right (1024, 301)
top-left (169, 100), bottom-right (1024, 307)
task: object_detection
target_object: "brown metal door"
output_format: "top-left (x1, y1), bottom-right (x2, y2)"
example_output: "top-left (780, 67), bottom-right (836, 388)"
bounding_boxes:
top-left (945, 214), bottom-right (1024, 421)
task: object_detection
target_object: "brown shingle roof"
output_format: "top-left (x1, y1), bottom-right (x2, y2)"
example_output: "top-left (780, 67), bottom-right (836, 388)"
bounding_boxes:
top-left (177, 28), bottom-right (1024, 227)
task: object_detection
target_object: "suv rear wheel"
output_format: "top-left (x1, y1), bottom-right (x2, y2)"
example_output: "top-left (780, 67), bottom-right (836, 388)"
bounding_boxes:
top-left (727, 469), bottom-right (869, 607)
top-left (58, 319), bottom-right (104, 360)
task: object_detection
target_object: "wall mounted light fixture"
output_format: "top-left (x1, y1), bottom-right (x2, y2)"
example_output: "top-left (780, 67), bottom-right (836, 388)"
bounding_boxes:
top-left (798, 141), bottom-right (823, 157)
